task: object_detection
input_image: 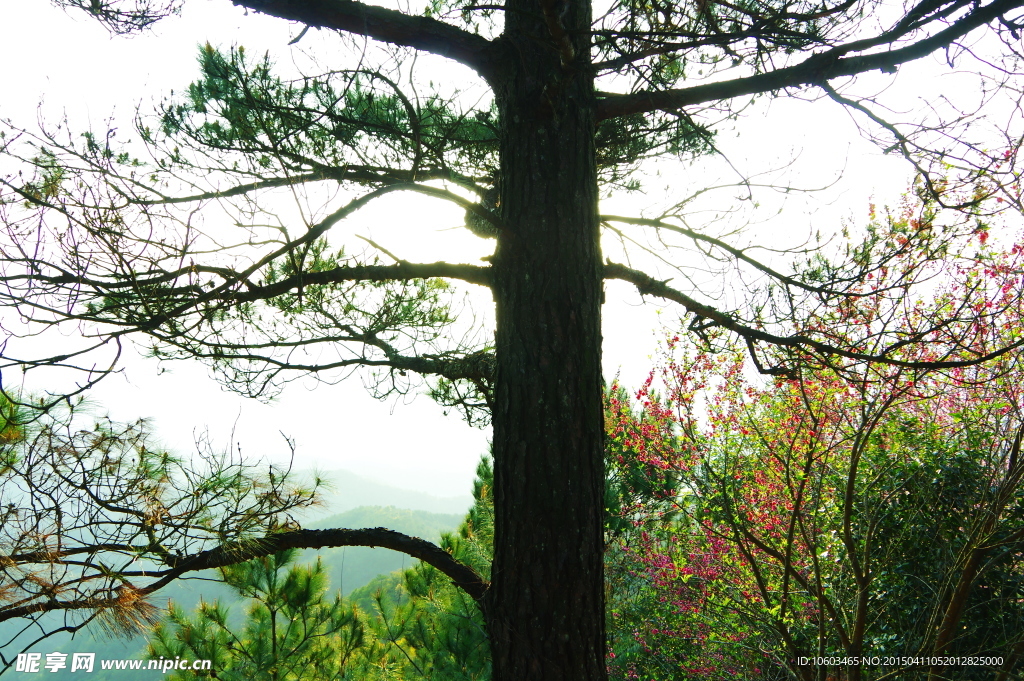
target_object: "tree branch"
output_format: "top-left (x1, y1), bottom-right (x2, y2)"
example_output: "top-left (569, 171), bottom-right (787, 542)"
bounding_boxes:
top-left (172, 528), bottom-right (489, 603)
top-left (168, 339), bottom-right (496, 384)
top-left (233, 0), bottom-right (499, 83)
top-left (597, 0), bottom-right (1024, 120)
top-left (0, 528), bottom-right (489, 624)
top-left (230, 262), bottom-right (493, 302)
top-left (602, 214), bottom-right (852, 296)
top-left (604, 261), bottom-right (1024, 370)
top-left (136, 167), bottom-right (484, 206)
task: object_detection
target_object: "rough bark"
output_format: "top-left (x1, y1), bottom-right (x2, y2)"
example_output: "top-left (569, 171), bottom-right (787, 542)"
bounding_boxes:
top-left (486, 0), bottom-right (607, 675)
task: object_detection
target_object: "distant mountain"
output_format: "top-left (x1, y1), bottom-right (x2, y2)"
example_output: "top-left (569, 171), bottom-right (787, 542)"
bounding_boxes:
top-left (301, 505), bottom-right (463, 595)
top-left (297, 468), bottom-right (473, 517)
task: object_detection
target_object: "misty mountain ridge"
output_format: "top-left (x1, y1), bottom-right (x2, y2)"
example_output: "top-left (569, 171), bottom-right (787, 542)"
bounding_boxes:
top-left (293, 467), bottom-right (473, 518)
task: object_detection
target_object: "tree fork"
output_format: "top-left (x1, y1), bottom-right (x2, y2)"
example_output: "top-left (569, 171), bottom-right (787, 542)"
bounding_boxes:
top-left (487, 0), bottom-right (606, 675)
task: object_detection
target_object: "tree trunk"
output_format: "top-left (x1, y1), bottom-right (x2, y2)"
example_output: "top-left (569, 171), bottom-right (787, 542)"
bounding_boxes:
top-left (487, 0), bottom-right (606, 676)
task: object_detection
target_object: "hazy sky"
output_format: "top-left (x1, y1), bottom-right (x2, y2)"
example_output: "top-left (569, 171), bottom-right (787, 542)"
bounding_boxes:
top-left (0, 1), bottom-right (924, 499)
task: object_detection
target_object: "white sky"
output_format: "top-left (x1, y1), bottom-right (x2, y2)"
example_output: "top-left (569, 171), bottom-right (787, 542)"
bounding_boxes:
top-left (0, 0), bottom-right (942, 500)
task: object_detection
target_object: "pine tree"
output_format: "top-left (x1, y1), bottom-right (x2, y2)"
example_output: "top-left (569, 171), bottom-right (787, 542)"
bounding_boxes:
top-left (3, 0), bottom-right (1024, 678)
top-left (148, 550), bottom-right (366, 680)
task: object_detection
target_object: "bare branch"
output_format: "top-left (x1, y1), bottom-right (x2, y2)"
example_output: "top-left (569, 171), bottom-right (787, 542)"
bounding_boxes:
top-left (136, 167), bottom-right (485, 206)
top-left (604, 261), bottom-right (1024, 370)
top-left (602, 214), bottom-right (850, 296)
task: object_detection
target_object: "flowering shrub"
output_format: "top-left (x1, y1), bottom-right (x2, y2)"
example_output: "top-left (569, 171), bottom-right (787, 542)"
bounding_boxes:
top-left (606, 200), bottom-right (1024, 680)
